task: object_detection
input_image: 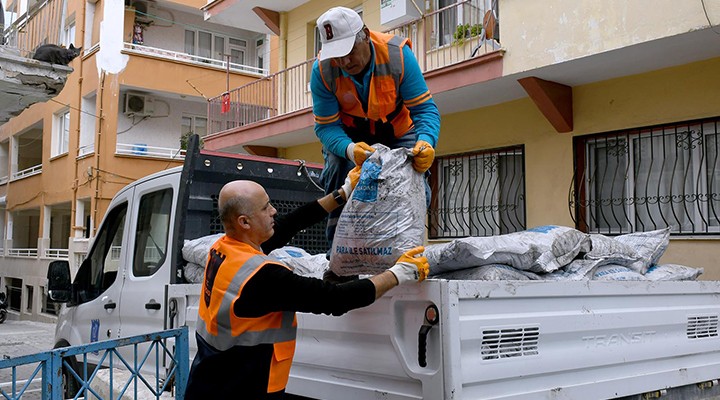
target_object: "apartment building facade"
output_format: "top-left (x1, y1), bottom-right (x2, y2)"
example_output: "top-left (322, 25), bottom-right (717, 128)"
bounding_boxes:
top-left (203, 0), bottom-right (720, 278)
top-left (0, 0), bottom-right (271, 321)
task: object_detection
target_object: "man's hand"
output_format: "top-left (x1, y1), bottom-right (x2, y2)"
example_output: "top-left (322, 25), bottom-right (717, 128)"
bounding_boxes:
top-left (346, 142), bottom-right (376, 166)
top-left (388, 246), bottom-right (429, 284)
top-left (412, 140), bottom-right (435, 173)
top-left (340, 166), bottom-right (361, 201)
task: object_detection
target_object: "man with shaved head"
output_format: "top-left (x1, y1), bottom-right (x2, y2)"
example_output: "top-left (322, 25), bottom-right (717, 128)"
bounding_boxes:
top-left (185, 173), bottom-right (429, 399)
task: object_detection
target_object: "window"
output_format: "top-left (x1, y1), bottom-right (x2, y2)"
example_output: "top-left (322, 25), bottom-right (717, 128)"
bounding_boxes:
top-left (573, 117), bottom-right (720, 235)
top-left (73, 203), bottom-right (127, 304)
top-left (133, 189), bottom-right (172, 277)
top-left (53, 110), bottom-right (70, 156)
top-left (62, 21), bottom-right (76, 48)
top-left (185, 29), bottom-right (247, 64)
top-left (229, 38), bottom-right (246, 65)
top-left (429, 146), bottom-right (526, 238)
top-left (256, 38), bottom-right (264, 70)
top-left (184, 30), bottom-right (195, 54)
top-left (182, 114), bottom-right (208, 138)
top-left (432, 0), bottom-right (485, 47)
top-left (436, 0), bottom-right (457, 47)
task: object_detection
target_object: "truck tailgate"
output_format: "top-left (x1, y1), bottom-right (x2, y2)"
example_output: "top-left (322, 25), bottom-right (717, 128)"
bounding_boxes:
top-left (289, 279), bottom-right (720, 400)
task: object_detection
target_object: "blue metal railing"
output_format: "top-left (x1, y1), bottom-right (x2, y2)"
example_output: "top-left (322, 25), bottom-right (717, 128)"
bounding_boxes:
top-left (0, 327), bottom-right (189, 400)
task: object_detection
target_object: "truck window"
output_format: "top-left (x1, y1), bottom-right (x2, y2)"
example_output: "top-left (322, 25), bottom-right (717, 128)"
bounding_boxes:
top-left (73, 202), bottom-right (127, 304)
top-left (133, 188), bottom-right (172, 277)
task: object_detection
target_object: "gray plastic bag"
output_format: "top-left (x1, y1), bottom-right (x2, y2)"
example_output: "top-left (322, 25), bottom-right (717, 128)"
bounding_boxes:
top-left (329, 144), bottom-right (426, 276)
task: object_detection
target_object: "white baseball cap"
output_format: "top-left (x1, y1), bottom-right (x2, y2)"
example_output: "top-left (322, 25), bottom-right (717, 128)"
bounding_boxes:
top-left (316, 7), bottom-right (364, 61)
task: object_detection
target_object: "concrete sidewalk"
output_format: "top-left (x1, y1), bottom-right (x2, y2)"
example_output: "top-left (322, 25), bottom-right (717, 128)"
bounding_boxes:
top-left (0, 319), bottom-right (56, 399)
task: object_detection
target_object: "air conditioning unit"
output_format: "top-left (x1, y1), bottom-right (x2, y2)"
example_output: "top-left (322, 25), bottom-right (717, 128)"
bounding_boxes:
top-left (129, 0), bottom-right (157, 24)
top-left (124, 92), bottom-right (154, 117)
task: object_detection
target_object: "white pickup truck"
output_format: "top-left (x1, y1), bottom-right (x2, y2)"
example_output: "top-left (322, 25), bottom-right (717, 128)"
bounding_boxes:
top-left (48, 135), bottom-right (720, 399)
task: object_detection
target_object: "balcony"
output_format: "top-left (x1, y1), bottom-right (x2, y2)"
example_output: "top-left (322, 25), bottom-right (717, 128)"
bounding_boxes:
top-left (113, 90), bottom-right (207, 160)
top-left (115, 143), bottom-right (186, 160)
top-left (123, 43), bottom-right (267, 76)
top-left (2, 0), bottom-right (65, 56)
top-left (205, 0), bottom-right (502, 149)
top-left (7, 248), bottom-right (38, 258)
top-left (0, 0), bottom-right (72, 126)
top-left (11, 164), bottom-right (42, 181)
top-left (12, 126), bottom-right (43, 181)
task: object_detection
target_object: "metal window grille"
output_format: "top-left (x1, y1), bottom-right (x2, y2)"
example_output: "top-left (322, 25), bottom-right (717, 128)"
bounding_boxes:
top-left (209, 195), bottom-right (328, 255)
top-left (429, 146), bottom-right (526, 238)
top-left (572, 117), bottom-right (720, 235)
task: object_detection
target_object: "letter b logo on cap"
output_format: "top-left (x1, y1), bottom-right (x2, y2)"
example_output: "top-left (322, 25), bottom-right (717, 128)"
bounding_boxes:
top-left (324, 24), bottom-right (334, 40)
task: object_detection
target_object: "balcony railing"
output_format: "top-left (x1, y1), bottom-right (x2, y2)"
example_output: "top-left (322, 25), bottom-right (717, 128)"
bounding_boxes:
top-left (209, 59), bottom-right (314, 135)
top-left (44, 248), bottom-right (69, 259)
top-left (207, 0), bottom-right (498, 136)
top-left (386, 0), bottom-right (499, 73)
top-left (0, 175), bottom-right (8, 185)
top-left (116, 143), bottom-right (186, 160)
top-left (123, 43), bottom-right (268, 76)
top-left (7, 248), bottom-right (38, 257)
top-left (2, 0), bottom-right (65, 57)
top-left (11, 164), bottom-right (42, 180)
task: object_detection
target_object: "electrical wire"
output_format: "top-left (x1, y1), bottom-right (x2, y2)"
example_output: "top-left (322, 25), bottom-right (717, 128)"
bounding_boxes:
top-left (117, 115), bottom-right (149, 135)
top-left (91, 167), bottom-right (137, 182)
top-left (134, 9), bottom-right (263, 41)
top-left (50, 98), bottom-right (101, 119)
top-left (701, 0), bottom-right (720, 35)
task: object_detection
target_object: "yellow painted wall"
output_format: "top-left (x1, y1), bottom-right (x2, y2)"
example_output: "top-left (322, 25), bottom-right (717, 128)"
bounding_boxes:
top-left (119, 54), bottom-right (257, 98)
top-left (284, 141), bottom-right (323, 164)
top-left (432, 56), bottom-right (720, 279)
top-left (501, 0), bottom-right (720, 74)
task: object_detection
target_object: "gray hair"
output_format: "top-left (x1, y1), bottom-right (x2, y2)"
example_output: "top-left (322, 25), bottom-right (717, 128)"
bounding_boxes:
top-left (355, 27), bottom-right (368, 43)
top-left (219, 195), bottom-right (250, 226)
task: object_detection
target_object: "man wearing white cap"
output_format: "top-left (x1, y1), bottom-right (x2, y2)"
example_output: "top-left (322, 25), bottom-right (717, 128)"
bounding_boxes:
top-left (310, 6), bottom-right (440, 246)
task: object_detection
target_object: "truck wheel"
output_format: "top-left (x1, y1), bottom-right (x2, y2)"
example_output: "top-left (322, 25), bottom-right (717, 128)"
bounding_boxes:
top-left (62, 358), bottom-right (81, 398)
top-left (54, 342), bottom-right (80, 398)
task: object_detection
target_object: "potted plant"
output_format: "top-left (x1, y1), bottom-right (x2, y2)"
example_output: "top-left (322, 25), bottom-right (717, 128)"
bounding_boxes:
top-left (452, 23), bottom-right (483, 45)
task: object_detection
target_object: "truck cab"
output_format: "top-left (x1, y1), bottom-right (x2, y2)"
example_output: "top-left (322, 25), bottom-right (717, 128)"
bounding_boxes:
top-left (47, 135), bottom-right (326, 394)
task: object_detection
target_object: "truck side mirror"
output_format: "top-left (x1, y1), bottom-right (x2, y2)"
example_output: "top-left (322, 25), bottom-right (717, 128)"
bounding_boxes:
top-left (47, 260), bottom-right (72, 303)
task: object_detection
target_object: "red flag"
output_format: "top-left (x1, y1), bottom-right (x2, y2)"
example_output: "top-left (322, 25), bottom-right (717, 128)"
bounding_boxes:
top-left (221, 93), bottom-right (230, 113)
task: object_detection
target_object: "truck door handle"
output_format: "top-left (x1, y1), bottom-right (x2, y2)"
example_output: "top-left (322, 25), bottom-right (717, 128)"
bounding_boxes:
top-left (104, 302), bottom-right (117, 310)
top-left (418, 305), bottom-right (439, 368)
top-left (145, 301), bottom-right (161, 310)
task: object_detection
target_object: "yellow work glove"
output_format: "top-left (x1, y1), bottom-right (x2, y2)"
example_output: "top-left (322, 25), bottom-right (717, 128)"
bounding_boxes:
top-left (411, 140), bottom-right (435, 173)
top-left (340, 166), bottom-right (361, 201)
top-left (346, 142), bottom-right (376, 166)
top-left (388, 246), bottom-right (429, 284)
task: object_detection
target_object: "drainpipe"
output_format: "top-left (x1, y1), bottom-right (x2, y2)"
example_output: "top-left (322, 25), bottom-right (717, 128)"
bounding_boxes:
top-left (93, 71), bottom-right (106, 236)
top-left (71, 0), bottom-right (88, 244)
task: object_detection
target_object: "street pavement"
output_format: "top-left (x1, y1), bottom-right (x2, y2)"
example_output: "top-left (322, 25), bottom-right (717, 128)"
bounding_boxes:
top-left (0, 319), bottom-right (56, 399)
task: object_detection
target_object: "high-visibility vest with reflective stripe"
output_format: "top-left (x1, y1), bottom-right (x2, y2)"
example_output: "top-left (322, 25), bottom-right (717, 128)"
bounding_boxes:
top-left (196, 237), bottom-right (297, 393)
top-left (318, 31), bottom-right (414, 138)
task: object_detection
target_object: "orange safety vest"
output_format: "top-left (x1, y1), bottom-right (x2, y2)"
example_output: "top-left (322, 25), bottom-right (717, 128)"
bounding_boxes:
top-left (318, 31), bottom-right (414, 138)
top-left (196, 236), bottom-right (297, 394)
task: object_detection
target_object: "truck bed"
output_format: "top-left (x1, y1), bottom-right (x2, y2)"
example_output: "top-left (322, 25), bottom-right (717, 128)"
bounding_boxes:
top-left (288, 279), bottom-right (720, 400)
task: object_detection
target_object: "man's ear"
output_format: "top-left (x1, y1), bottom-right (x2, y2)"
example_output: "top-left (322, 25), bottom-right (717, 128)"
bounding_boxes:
top-left (237, 215), bottom-right (250, 229)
